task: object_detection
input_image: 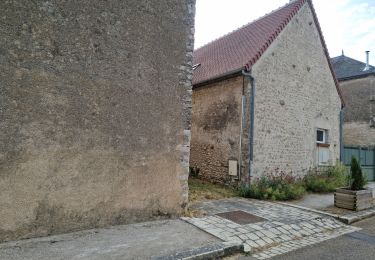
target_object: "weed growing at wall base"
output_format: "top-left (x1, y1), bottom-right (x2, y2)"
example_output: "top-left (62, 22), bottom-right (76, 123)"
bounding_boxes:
top-left (238, 171), bottom-right (306, 201)
top-left (188, 178), bottom-right (238, 202)
top-left (304, 163), bottom-right (348, 192)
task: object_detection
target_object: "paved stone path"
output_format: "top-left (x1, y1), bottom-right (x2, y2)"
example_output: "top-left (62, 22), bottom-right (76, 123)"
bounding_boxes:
top-left (182, 198), bottom-right (360, 259)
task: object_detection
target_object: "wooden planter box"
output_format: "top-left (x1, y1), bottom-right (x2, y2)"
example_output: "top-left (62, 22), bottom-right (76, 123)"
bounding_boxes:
top-left (334, 188), bottom-right (373, 211)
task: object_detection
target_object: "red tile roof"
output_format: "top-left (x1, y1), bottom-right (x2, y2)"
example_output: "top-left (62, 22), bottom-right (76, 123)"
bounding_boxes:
top-left (192, 0), bottom-right (344, 105)
top-left (192, 0), bottom-right (306, 85)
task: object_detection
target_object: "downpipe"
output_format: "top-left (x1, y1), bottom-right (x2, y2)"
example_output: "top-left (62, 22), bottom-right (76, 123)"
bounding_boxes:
top-left (339, 107), bottom-right (344, 162)
top-left (238, 95), bottom-right (245, 180)
top-left (242, 69), bottom-right (256, 187)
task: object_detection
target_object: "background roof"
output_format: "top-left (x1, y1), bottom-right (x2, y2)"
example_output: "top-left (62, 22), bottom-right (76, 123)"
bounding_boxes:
top-left (331, 55), bottom-right (375, 81)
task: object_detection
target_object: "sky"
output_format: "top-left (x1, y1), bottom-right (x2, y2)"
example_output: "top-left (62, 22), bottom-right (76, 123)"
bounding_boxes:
top-left (194, 0), bottom-right (375, 63)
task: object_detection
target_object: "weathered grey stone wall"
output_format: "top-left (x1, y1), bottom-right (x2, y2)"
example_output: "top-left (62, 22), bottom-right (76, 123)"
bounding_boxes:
top-left (340, 76), bottom-right (375, 122)
top-left (340, 76), bottom-right (375, 147)
top-left (0, 0), bottom-right (195, 242)
top-left (344, 122), bottom-right (375, 147)
top-left (190, 76), bottom-right (243, 183)
top-left (251, 3), bottom-right (342, 178)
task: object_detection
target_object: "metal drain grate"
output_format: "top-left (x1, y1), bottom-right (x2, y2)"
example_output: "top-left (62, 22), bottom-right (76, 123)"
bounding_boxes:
top-left (216, 210), bottom-right (266, 225)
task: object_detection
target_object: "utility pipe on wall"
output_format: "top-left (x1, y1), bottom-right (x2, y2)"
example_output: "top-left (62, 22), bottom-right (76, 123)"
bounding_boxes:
top-left (238, 95), bottom-right (245, 180)
top-left (339, 108), bottom-right (345, 162)
top-left (242, 69), bottom-right (256, 187)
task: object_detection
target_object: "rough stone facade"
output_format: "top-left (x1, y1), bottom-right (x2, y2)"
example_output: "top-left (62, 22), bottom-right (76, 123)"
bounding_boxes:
top-left (190, 3), bottom-right (342, 183)
top-left (344, 123), bottom-right (375, 147)
top-left (190, 76), bottom-right (244, 183)
top-left (250, 4), bottom-right (341, 178)
top-left (0, 0), bottom-right (195, 242)
top-left (340, 76), bottom-right (375, 147)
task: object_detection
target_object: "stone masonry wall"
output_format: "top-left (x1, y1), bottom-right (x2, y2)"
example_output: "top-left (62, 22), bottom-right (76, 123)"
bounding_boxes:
top-left (0, 0), bottom-right (195, 242)
top-left (190, 76), bottom-right (243, 183)
top-left (340, 76), bottom-right (375, 147)
top-left (344, 122), bottom-right (375, 147)
top-left (250, 3), bottom-right (342, 178)
top-left (340, 76), bottom-right (375, 122)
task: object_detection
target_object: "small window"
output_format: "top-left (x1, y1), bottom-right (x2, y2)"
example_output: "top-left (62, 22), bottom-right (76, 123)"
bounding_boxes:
top-left (316, 129), bottom-right (328, 144)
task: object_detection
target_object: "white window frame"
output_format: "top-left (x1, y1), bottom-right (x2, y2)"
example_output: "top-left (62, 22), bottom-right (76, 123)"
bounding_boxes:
top-left (316, 128), bottom-right (328, 144)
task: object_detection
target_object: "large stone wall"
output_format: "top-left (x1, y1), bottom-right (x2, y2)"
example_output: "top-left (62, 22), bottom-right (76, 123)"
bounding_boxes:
top-left (191, 3), bottom-right (342, 183)
top-left (250, 3), bottom-right (342, 178)
top-left (190, 76), bottom-right (244, 183)
top-left (344, 122), bottom-right (375, 147)
top-left (340, 76), bottom-right (375, 122)
top-left (0, 0), bottom-right (195, 242)
top-left (340, 76), bottom-right (375, 147)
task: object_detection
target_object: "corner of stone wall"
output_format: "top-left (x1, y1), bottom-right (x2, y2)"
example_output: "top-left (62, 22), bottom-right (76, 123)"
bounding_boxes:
top-left (240, 76), bottom-right (252, 184)
top-left (178, 0), bottom-right (195, 209)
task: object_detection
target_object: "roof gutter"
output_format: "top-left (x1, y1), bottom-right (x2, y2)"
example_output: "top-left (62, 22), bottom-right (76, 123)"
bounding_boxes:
top-left (242, 69), bottom-right (255, 187)
top-left (337, 72), bottom-right (375, 82)
top-left (193, 68), bottom-right (243, 89)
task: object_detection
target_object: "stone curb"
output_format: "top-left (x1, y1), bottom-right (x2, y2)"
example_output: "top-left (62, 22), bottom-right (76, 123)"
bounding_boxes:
top-left (153, 241), bottom-right (243, 260)
top-left (279, 202), bottom-right (375, 225)
top-left (338, 208), bottom-right (375, 224)
top-left (278, 202), bottom-right (340, 219)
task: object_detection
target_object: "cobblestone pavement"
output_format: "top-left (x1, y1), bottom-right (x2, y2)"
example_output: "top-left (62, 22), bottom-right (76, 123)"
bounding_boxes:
top-left (182, 198), bottom-right (360, 259)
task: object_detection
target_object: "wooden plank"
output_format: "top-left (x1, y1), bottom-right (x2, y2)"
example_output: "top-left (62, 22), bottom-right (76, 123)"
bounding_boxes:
top-left (335, 193), bottom-right (355, 202)
top-left (356, 194), bottom-right (372, 200)
top-left (335, 203), bottom-right (355, 210)
top-left (335, 188), bottom-right (355, 195)
top-left (356, 200), bottom-right (373, 206)
top-left (336, 203), bottom-right (355, 208)
top-left (335, 198), bottom-right (355, 204)
top-left (335, 200), bottom-right (355, 205)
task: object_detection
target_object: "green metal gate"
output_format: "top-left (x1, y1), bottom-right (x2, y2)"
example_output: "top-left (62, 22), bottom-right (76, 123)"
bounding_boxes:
top-left (343, 146), bottom-right (375, 181)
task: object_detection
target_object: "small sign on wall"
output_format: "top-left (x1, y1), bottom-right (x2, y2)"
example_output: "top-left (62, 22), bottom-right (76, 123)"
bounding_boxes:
top-left (228, 160), bottom-right (238, 176)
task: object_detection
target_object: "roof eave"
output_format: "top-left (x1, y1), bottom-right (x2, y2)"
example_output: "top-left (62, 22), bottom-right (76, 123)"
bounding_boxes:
top-left (337, 72), bottom-right (375, 82)
top-left (192, 68), bottom-right (244, 89)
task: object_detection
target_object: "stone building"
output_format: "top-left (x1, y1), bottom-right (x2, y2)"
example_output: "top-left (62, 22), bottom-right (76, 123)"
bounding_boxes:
top-left (0, 0), bottom-right (195, 242)
top-left (190, 0), bottom-right (344, 184)
top-left (331, 52), bottom-right (375, 147)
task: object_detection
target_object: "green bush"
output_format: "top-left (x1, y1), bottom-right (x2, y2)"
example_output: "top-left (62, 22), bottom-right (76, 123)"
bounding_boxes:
top-left (304, 163), bottom-right (348, 193)
top-left (237, 172), bottom-right (306, 201)
top-left (350, 156), bottom-right (367, 190)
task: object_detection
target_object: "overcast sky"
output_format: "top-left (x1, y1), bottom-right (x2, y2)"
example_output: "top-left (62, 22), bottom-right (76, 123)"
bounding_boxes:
top-left (194, 0), bottom-right (375, 64)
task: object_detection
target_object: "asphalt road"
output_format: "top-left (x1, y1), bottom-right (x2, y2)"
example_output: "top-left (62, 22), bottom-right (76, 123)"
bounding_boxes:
top-left (237, 216), bottom-right (375, 260)
top-left (272, 216), bottom-right (375, 260)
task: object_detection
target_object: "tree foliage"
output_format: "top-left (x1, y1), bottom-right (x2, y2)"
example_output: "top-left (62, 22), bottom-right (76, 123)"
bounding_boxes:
top-left (350, 156), bottom-right (366, 190)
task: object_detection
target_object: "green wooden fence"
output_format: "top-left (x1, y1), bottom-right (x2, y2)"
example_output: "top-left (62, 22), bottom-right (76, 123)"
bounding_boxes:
top-left (343, 146), bottom-right (375, 181)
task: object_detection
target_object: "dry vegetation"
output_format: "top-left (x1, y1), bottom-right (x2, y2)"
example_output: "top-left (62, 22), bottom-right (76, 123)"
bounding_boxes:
top-left (188, 178), bottom-right (238, 203)
top-left (183, 178), bottom-right (239, 217)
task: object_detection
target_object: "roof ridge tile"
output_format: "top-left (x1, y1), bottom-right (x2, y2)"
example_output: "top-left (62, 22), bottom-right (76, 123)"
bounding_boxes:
top-left (192, 0), bottom-right (344, 105)
top-left (194, 0), bottom-right (304, 53)
top-left (193, 0), bottom-right (307, 84)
